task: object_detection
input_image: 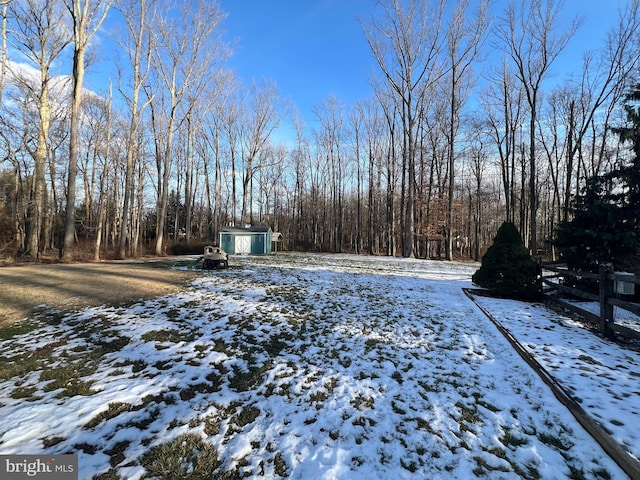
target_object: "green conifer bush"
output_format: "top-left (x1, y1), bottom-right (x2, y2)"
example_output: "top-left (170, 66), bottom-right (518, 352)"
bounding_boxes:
top-left (472, 222), bottom-right (539, 300)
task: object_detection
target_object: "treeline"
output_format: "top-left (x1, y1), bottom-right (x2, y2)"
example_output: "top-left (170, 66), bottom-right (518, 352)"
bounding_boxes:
top-left (1, 0), bottom-right (640, 262)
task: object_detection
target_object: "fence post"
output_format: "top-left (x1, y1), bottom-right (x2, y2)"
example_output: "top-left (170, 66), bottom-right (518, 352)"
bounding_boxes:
top-left (534, 256), bottom-right (543, 296)
top-left (599, 263), bottom-right (614, 338)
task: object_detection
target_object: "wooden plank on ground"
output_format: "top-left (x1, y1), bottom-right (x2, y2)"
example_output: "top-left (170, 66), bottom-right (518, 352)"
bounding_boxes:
top-left (464, 288), bottom-right (640, 480)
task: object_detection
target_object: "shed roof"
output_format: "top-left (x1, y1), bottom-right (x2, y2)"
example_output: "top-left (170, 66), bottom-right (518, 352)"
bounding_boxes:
top-left (221, 226), bottom-right (271, 233)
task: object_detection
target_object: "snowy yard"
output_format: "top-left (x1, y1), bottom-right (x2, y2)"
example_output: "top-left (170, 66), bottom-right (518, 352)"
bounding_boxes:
top-left (0, 253), bottom-right (638, 479)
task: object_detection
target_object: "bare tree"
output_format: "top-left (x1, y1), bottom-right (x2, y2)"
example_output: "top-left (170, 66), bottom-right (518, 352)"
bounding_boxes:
top-left (146, 0), bottom-right (227, 255)
top-left (313, 95), bottom-right (346, 252)
top-left (289, 112), bottom-right (309, 250)
top-left (92, 87), bottom-right (113, 260)
top-left (363, 0), bottom-right (448, 258)
top-left (355, 97), bottom-right (385, 255)
top-left (371, 77), bottom-right (401, 256)
top-left (481, 59), bottom-right (524, 225)
top-left (465, 123), bottom-right (488, 260)
top-left (220, 83), bottom-right (242, 225)
top-left (7, 0), bottom-right (71, 258)
top-left (349, 101), bottom-right (365, 254)
top-left (116, 0), bottom-right (154, 258)
top-left (495, 0), bottom-right (580, 254)
top-left (61, 0), bottom-right (113, 259)
top-left (443, 0), bottom-right (489, 260)
top-left (240, 79), bottom-right (284, 226)
top-left (562, 0), bottom-right (640, 221)
top-left (198, 69), bottom-right (235, 239)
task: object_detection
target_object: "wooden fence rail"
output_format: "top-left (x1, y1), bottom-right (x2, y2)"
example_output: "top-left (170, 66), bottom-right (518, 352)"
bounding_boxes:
top-left (537, 260), bottom-right (640, 340)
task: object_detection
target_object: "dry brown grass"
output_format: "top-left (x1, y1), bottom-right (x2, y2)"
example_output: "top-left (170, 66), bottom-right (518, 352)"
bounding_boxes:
top-left (0, 260), bottom-right (198, 327)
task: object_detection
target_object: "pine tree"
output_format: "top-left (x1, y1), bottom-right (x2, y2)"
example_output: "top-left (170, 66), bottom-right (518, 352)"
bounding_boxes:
top-left (555, 175), bottom-right (636, 272)
top-left (555, 84), bottom-right (640, 272)
top-left (472, 222), bottom-right (539, 300)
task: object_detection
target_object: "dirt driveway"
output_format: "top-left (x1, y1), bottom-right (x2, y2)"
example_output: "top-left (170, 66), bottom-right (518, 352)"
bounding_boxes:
top-left (0, 260), bottom-right (198, 327)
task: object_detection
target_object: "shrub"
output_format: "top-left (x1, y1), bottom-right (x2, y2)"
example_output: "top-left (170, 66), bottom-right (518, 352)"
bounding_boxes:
top-left (472, 222), bottom-right (539, 300)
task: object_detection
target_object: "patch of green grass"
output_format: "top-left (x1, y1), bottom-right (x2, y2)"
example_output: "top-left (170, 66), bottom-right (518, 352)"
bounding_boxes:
top-left (230, 406), bottom-right (261, 428)
top-left (141, 329), bottom-right (184, 343)
top-left (338, 355), bottom-right (352, 368)
top-left (203, 416), bottom-right (221, 436)
top-left (485, 446), bottom-right (507, 460)
top-left (456, 401), bottom-right (482, 431)
top-left (0, 355), bottom-right (41, 381)
top-left (129, 359), bottom-right (148, 373)
top-left (418, 379), bottom-right (441, 393)
top-left (350, 394), bottom-right (375, 410)
top-left (42, 436), bottom-right (64, 448)
top-left (266, 284), bottom-right (308, 306)
top-left (400, 459), bottom-right (418, 473)
top-left (413, 417), bottom-right (435, 434)
top-left (10, 386), bottom-right (38, 400)
top-left (309, 390), bottom-right (329, 404)
top-left (229, 362), bottom-right (271, 392)
top-left (263, 336), bottom-right (289, 357)
top-left (153, 360), bottom-right (173, 371)
top-left (474, 454), bottom-right (512, 475)
top-left (588, 467), bottom-right (612, 480)
top-left (538, 432), bottom-right (572, 451)
top-left (499, 429), bottom-right (529, 449)
top-left (391, 371), bottom-right (403, 384)
top-left (56, 379), bottom-right (96, 398)
top-left (92, 469), bottom-right (122, 480)
top-left (364, 338), bottom-right (381, 353)
top-left (93, 335), bottom-right (131, 354)
top-left (567, 465), bottom-right (588, 480)
top-left (392, 400), bottom-right (407, 415)
top-left (0, 320), bottom-right (40, 340)
top-left (521, 460), bottom-right (541, 480)
top-left (104, 440), bottom-right (131, 468)
top-left (322, 375), bottom-right (337, 392)
top-left (472, 456), bottom-right (489, 475)
top-left (211, 339), bottom-right (235, 356)
top-left (127, 407), bottom-right (160, 430)
top-left (179, 382), bottom-right (219, 401)
top-left (273, 452), bottom-right (287, 476)
top-left (0, 339), bottom-right (68, 381)
top-left (84, 402), bottom-right (132, 429)
top-left (138, 433), bottom-right (230, 480)
top-left (476, 398), bottom-right (501, 412)
top-left (39, 362), bottom-right (97, 398)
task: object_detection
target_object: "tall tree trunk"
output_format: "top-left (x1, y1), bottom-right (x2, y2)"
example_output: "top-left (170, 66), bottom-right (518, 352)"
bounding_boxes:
top-left (61, 0), bottom-right (112, 259)
top-left (62, 45), bottom-right (82, 259)
top-left (94, 90), bottom-right (112, 260)
top-left (117, 0), bottom-right (152, 259)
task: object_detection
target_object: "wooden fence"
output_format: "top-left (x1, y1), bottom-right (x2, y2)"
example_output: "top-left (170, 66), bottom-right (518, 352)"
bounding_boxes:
top-left (537, 260), bottom-right (640, 340)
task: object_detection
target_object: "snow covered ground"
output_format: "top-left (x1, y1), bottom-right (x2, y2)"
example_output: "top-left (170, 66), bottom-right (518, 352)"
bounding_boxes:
top-left (0, 253), bottom-right (638, 479)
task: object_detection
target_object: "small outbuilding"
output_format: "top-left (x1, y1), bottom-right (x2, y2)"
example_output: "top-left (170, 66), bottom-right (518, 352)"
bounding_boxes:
top-left (220, 226), bottom-right (275, 254)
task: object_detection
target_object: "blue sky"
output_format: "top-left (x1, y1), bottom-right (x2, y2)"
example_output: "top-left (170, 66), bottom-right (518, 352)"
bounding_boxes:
top-left (219, 0), bottom-right (626, 134)
top-left (219, 0), bottom-right (376, 126)
top-left (83, 0), bottom-right (627, 143)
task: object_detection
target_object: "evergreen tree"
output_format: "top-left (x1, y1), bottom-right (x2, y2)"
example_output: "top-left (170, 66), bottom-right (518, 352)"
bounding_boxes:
top-left (612, 83), bottom-right (640, 236)
top-left (555, 175), bottom-right (636, 272)
top-left (556, 84), bottom-right (640, 272)
top-left (472, 222), bottom-right (539, 300)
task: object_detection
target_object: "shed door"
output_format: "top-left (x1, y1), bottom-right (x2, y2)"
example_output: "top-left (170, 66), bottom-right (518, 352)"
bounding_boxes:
top-left (235, 235), bottom-right (251, 254)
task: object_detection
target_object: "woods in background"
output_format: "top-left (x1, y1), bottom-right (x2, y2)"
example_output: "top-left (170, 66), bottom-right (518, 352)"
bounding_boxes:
top-left (1, 0), bottom-right (640, 262)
